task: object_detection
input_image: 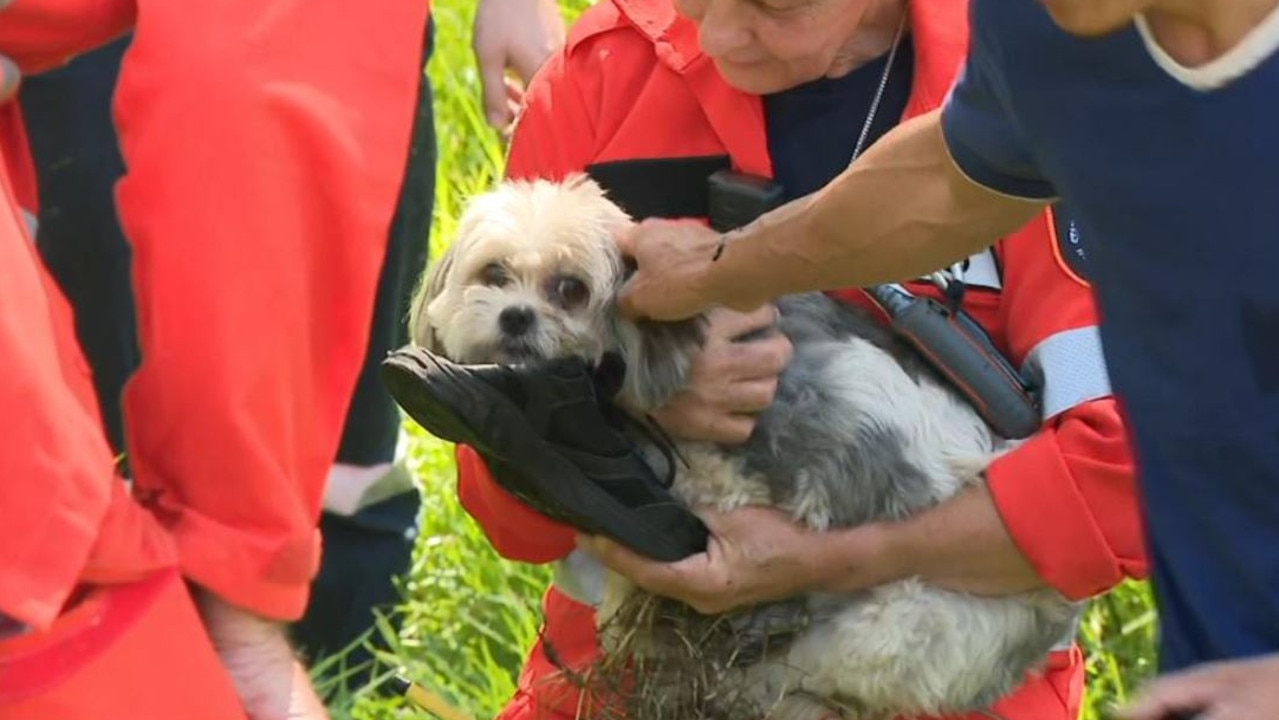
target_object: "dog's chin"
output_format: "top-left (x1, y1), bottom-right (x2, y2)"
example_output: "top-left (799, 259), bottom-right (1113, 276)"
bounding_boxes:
top-left (457, 335), bottom-right (569, 365)
top-left (494, 340), bottom-right (544, 364)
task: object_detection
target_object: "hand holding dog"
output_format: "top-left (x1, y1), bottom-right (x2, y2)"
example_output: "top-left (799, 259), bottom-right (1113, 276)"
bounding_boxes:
top-left (1120, 653), bottom-right (1279, 720)
top-left (577, 506), bottom-right (893, 614)
top-left (578, 484), bottom-right (1046, 613)
top-left (616, 219), bottom-right (735, 322)
top-left (651, 306), bottom-right (793, 444)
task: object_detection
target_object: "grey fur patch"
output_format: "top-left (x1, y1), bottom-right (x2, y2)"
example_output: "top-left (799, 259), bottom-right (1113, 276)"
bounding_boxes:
top-left (613, 314), bottom-right (706, 412)
top-left (775, 293), bottom-right (938, 385)
top-left (728, 294), bottom-right (942, 526)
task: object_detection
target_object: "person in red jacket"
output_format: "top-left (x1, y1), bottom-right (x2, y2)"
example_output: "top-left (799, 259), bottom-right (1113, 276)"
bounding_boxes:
top-left (453, 1), bottom-right (1150, 719)
top-left (0, 0), bottom-right (427, 716)
top-left (13, 0), bottom-right (568, 692)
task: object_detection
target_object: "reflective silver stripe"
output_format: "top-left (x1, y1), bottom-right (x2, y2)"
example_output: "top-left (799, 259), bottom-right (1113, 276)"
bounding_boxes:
top-left (322, 448), bottom-right (416, 517)
top-left (552, 548), bottom-right (606, 608)
top-left (959, 248), bottom-right (1002, 290)
top-left (20, 208), bottom-right (38, 241)
top-left (1022, 325), bottom-right (1113, 421)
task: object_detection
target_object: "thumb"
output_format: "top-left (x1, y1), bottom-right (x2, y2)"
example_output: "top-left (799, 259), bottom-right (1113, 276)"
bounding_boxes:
top-left (475, 44), bottom-right (512, 130)
top-left (615, 277), bottom-right (649, 321)
top-left (614, 221), bottom-right (641, 258)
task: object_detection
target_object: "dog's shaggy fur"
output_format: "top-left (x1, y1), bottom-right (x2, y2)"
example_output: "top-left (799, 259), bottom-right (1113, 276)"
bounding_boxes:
top-left (408, 176), bottom-right (1079, 720)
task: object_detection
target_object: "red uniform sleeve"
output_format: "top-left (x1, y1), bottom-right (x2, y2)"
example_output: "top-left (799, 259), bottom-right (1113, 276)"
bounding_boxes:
top-left (0, 0), bottom-right (135, 73)
top-left (450, 39), bottom-right (607, 564)
top-left (0, 152), bottom-right (175, 628)
top-left (984, 214), bottom-right (1149, 601)
top-left (110, 0), bottom-right (429, 620)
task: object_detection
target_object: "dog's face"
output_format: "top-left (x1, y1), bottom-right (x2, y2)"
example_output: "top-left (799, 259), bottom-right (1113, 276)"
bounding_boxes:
top-left (410, 175), bottom-right (634, 365)
top-left (408, 175), bottom-right (706, 412)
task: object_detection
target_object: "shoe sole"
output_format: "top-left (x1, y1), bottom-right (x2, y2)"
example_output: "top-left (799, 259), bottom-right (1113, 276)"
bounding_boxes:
top-left (380, 348), bottom-right (707, 562)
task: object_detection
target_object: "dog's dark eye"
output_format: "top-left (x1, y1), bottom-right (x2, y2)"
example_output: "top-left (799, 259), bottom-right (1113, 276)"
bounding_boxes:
top-left (550, 275), bottom-right (589, 309)
top-left (478, 263), bottom-right (509, 288)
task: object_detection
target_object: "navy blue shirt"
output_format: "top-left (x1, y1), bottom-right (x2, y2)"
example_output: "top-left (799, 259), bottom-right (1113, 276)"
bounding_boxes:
top-left (942, 0), bottom-right (1279, 671)
top-left (765, 35), bottom-right (914, 202)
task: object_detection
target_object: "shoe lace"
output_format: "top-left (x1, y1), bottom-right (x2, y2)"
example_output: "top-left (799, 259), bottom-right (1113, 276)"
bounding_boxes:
top-left (592, 353), bottom-right (689, 489)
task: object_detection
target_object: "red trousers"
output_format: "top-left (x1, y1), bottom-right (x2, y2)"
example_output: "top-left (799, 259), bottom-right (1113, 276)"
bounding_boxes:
top-left (0, 570), bottom-right (247, 720)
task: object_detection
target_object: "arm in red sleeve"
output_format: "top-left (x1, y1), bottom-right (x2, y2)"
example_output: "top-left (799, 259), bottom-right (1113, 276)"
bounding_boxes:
top-left (451, 33), bottom-right (605, 563)
top-left (984, 212), bottom-right (1149, 601)
top-left (112, 0), bottom-right (429, 620)
top-left (0, 158), bottom-right (174, 628)
top-left (455, 446), bottom-right (576, 563)
top-left (986, 397), bottom-right (1148, 600)
top-left (0, 0), bottom-right (134, 73)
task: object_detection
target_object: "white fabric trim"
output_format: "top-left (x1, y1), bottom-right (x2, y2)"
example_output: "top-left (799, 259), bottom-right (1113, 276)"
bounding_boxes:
top-left (21, 208), bottom-right (37, 242)
top-left (1022, 325), bottom-right (1113, 421)
top-left (1135, 5), bottom-right (1279, 91)
top-left (552, 549), bottom-right (606, 608)
top-left (959, 248), bottom-right (1002, 290)
top-left (323, 462), bottom-right (397, 515)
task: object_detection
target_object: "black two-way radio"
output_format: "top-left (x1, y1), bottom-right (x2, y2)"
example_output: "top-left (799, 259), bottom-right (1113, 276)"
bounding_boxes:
top-left (706, 168), bottom-right (1043, 440)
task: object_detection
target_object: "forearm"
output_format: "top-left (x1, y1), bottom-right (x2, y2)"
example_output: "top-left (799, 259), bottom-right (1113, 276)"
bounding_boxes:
top-left (815, 483), bottom-right (1044, 597)
top-left (704, 109), bottom-right (1047, 312)
top-left (816, 401), bottom-right (1144, 600)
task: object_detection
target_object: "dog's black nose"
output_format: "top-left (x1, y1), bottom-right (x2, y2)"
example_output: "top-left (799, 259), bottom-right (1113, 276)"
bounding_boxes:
top-left (499, 306), bottom-right (536, 336)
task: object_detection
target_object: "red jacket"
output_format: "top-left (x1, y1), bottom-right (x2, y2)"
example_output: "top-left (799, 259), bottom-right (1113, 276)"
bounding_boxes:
top-left (456, 1), bottom-right (1149, 719)
top-left (0, 0), bottom-right (431, 633)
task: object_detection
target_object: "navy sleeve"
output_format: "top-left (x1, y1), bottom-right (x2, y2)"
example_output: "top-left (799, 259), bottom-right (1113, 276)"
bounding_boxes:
top-left (940, 0), bottom-right (1057, 200)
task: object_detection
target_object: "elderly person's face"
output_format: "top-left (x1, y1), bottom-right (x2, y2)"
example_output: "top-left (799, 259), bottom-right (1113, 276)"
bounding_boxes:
top-left (674, 0), bottom-right (895, 95)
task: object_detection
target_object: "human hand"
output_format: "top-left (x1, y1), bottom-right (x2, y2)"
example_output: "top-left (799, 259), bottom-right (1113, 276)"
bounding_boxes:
top-left (616, 218), bottom-right (736, 322)
top-left (1119, 653), bottom-right (1279, 720)
top-left (651, 305), bottom-right (792, 444)
top-left (577, 506), bottom-right (872, 614)
top-left (472, 0), bottom-right (565, 132)
top-left (196, 591), bottom-right (330, 720)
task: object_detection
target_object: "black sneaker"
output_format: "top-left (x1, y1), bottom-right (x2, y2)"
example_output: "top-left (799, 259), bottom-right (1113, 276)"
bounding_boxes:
top-left (379, 345), bottom-right (709, 562)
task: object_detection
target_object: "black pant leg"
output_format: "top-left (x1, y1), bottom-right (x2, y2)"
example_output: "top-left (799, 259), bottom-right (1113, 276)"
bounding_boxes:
top-left (21, 36), bottom-right (137, 457)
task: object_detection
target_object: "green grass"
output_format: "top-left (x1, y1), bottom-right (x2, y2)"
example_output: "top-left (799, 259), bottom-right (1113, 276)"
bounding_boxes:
top-left (317, 1), bottom-right (1160, 717)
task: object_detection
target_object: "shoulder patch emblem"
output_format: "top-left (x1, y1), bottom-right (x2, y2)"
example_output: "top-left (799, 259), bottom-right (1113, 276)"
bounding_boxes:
top-left (1051, 204), bottom-right (1090, 284)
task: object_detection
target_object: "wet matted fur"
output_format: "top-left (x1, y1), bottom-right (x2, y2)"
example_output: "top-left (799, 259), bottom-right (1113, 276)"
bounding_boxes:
top-left (408, 176), bottom-right (1079, 720)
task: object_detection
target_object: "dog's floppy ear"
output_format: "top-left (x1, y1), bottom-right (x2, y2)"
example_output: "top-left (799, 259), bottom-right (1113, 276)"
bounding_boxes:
top-left (406, 240), bottom-right (457, 352)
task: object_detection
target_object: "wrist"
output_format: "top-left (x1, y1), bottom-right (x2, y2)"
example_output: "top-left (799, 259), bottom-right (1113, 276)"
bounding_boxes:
top-left (710, 195), bottom-right (820, 312)
top-left (810, 521), bottom-right (913, 595)
top-left (706, 229), bottom-right (772, 312)
top-left (195, 588), bottom-right (287, 648)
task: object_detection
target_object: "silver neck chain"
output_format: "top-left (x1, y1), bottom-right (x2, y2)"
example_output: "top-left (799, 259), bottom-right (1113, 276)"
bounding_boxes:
top-left (844, 10), bottom-right (968, 291)
top-left (849, 8), bottom-right (910, 164)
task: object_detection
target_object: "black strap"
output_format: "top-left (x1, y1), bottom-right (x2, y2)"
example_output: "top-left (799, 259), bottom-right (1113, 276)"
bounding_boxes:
top-left (585, 155), bottom-right (730, 220)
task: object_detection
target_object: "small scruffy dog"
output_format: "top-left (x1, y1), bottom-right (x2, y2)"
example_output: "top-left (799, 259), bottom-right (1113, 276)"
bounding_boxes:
top-left (409, 175), bottom-right (1078, 720)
